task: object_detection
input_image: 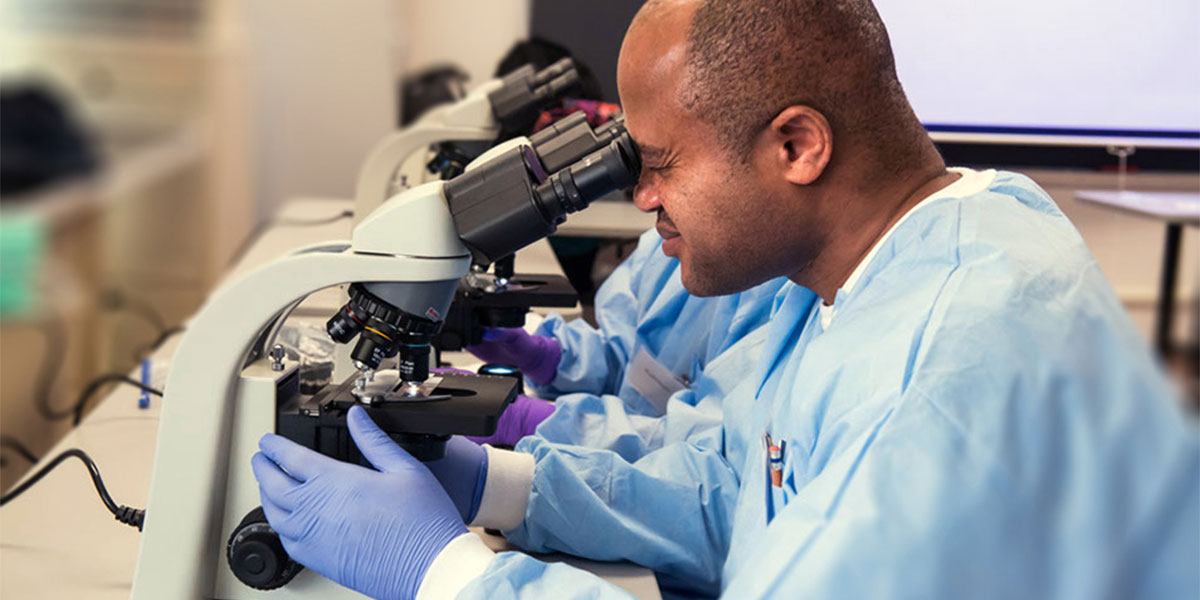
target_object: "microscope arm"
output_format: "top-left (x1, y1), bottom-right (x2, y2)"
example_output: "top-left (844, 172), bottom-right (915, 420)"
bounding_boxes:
top-left (133, 186), bottom-right (471, 599)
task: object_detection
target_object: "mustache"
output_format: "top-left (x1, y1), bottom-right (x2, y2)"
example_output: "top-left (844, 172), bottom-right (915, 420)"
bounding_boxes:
top-left (656, 211), bottom-right (677, 230)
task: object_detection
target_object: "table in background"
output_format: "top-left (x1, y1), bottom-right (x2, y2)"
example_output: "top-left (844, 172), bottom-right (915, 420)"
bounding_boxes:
top-left (1075, 190), bottom-right (1200, 356)
top-left (553, 199), bottom-right (655, 238)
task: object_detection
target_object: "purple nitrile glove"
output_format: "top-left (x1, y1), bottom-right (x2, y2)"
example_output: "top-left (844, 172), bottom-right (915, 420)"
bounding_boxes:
top-left (467, 394), bottom-right (555, 446)
top-left (465, 328), bottom-right (561, 386)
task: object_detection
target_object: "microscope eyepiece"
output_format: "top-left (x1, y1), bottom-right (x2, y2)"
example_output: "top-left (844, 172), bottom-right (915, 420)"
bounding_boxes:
top-left (535, 132), bottom-right (640, 215)
top-left (445, 132), bottom-right (640, 265)
top-left (489, 59), bottom-right (581, 135)
top-left (532, 58), bottom-right (576, 87)
top-left (528, 112), bottom-right (628, 175)
top-left (594, 115), bottom-right (626, 145)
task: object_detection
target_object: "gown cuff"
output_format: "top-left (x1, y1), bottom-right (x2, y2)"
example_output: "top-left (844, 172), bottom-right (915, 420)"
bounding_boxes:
top-left (415, 532), bottom-right (496, 600)
top-left (469, 445), bottom-right (534, 531)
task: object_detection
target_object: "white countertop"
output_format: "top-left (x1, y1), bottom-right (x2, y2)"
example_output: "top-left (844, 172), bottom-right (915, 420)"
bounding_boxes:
top-left (0, 197), bottom-right (656, 600)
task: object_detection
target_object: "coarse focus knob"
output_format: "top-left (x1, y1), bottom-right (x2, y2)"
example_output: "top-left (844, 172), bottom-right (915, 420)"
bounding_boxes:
top-left (227, 506), bottom-right (303, 590)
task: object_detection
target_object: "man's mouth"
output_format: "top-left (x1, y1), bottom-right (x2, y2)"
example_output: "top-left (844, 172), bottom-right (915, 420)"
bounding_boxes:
top-left (657, 213), bottom-right (683, 257)
top-left (656, 213), bottom-right (680, 240)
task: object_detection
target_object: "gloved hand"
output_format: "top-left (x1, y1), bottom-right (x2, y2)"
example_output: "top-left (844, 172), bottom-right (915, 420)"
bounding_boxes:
top-left (252, 405), bottom-right (465, 600)
top-left (467, 394), bottom-right (555, 446)
top-left (423, 435), bottom-right (488, 522)
top-left (465, 327), bottom-right (561, 386)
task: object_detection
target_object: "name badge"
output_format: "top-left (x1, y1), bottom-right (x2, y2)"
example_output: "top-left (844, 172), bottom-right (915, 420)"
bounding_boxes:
top-left (627, 347), bottom-right (688, 414)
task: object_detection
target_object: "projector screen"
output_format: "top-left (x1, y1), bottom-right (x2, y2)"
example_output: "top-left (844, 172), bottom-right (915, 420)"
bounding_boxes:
top-left (875, 0), bottom-right (1200, 148)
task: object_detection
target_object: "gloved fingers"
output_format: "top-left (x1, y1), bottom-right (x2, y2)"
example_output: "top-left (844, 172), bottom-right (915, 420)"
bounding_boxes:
top-left (251, 451), bottom-right (301, 508)
top-left (257, 433), bottom-right (336, 482)
top-left (273, 532), bottom-right (309, 573)
top-left (347, 405), bottom-right (416, 474)
top-left (258, 490), bottom-right (302, 540)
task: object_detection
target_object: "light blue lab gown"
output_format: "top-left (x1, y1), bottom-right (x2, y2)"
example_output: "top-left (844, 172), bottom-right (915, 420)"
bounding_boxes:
top-left (533, 228), bottom-right (789, 461)
top-left (460, 171), bottom-right (1200, 599)
top-left (524, 229), bottom-right (797, 596)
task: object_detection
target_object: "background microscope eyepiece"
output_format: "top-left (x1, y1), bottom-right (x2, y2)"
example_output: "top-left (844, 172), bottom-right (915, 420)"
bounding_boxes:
top-left (532, 58), bottom-right (575, 87)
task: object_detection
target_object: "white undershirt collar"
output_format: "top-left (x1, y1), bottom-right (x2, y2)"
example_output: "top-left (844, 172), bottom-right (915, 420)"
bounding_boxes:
top-left (817, 167), bottom-right (996, 330)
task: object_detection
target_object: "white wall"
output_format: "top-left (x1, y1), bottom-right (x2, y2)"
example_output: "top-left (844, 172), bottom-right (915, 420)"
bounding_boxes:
top-left (399, 0), bottom-right (531, 87)
top-left (242, 0), bottom-right (404, 218)
top-left (238, 0), bottom-right (530, 218)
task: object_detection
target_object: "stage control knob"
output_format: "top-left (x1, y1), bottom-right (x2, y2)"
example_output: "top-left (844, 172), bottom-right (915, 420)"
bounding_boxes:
top-left (227, 506), bottom-right (303, 590)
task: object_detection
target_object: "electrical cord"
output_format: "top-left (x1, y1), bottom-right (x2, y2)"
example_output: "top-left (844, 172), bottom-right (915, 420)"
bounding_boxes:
top-left (0, 435), bottom-right (40, 466)
top-left (0, 448), bottom-right (144, 530)
top-left (102, 290), bottom-right (167, 333)
top-left (130, 325), bottom-right (186, 362)
top-left (34, 305), bottom-right (174, 421)
top-left (72, 374), bottom-right (163, 426)
top-left (33, 309), bottom-right (72, 421)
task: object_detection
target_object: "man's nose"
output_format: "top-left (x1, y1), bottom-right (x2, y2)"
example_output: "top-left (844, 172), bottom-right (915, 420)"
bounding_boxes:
top-left (632, 182), bottom-right (661, 213)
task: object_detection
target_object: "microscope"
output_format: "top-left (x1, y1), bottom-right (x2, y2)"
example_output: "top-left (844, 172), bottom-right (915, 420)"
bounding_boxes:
top-left (354, 58), bottom-right (580, 221)
top-left (354, 58), bottom-right (622, 352)
top-left (129, 126), bottom-right (639, 597)
top-left (434, 111), bottom-right (628, 351)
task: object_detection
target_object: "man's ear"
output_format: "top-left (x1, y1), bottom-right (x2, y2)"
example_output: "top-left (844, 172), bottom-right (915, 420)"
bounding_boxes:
top-left (765, 106), bottom-right (832, 185)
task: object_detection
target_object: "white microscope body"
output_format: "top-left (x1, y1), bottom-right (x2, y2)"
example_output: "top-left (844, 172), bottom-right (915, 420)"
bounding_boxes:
top-left (130, 183), bottom-right (470, 600)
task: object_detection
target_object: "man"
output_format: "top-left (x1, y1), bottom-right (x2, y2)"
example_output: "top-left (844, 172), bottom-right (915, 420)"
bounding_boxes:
top-left (251, 1), bottom-right (1199, 599)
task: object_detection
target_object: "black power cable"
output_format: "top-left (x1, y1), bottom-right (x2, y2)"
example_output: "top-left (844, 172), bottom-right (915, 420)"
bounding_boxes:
top-left (0, 435), bottom-right (40, 466)
top-left (102, 290), bottom-right (167, 333)
top-left (131, 325), bottom-right (186, 362)
top-left (32, 310), bottom-right (71, 421)
top-left (0, 448), bottom-right (144, 530)
top-left (72, 374), bottom-right (163, 426)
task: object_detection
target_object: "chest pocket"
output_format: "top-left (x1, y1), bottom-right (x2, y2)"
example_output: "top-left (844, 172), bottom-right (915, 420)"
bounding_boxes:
top-left (765, 437), bottom-right (808, 522)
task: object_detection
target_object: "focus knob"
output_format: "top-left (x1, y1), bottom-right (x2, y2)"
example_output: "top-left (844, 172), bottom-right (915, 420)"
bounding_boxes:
top-left (227, 507), bottom-right (303, 590)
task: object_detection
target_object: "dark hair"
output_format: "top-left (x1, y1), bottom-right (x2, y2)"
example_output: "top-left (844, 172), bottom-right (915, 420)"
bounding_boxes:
top-left (677, 0), bottom-right (922, 162)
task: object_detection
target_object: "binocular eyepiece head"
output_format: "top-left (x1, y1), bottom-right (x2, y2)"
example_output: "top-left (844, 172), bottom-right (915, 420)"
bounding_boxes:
top-left (445, 132), bottom-right (641, 266)
top-left (535, 132), bottom-right (640, 216)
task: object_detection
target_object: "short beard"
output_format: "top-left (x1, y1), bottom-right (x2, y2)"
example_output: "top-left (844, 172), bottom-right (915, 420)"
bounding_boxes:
top-left (680, 245), bottom-right (778, 297)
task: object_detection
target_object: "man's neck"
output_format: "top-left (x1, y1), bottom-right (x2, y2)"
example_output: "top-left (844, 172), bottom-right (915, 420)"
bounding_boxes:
top-left (793, 164), bottom-right (961, 305)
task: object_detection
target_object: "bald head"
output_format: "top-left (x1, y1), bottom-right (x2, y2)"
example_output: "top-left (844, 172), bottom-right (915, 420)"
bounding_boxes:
top-left (634, 0), bottom-right (924, 167)
top-left (617, 0), bottom-right (947, 299)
